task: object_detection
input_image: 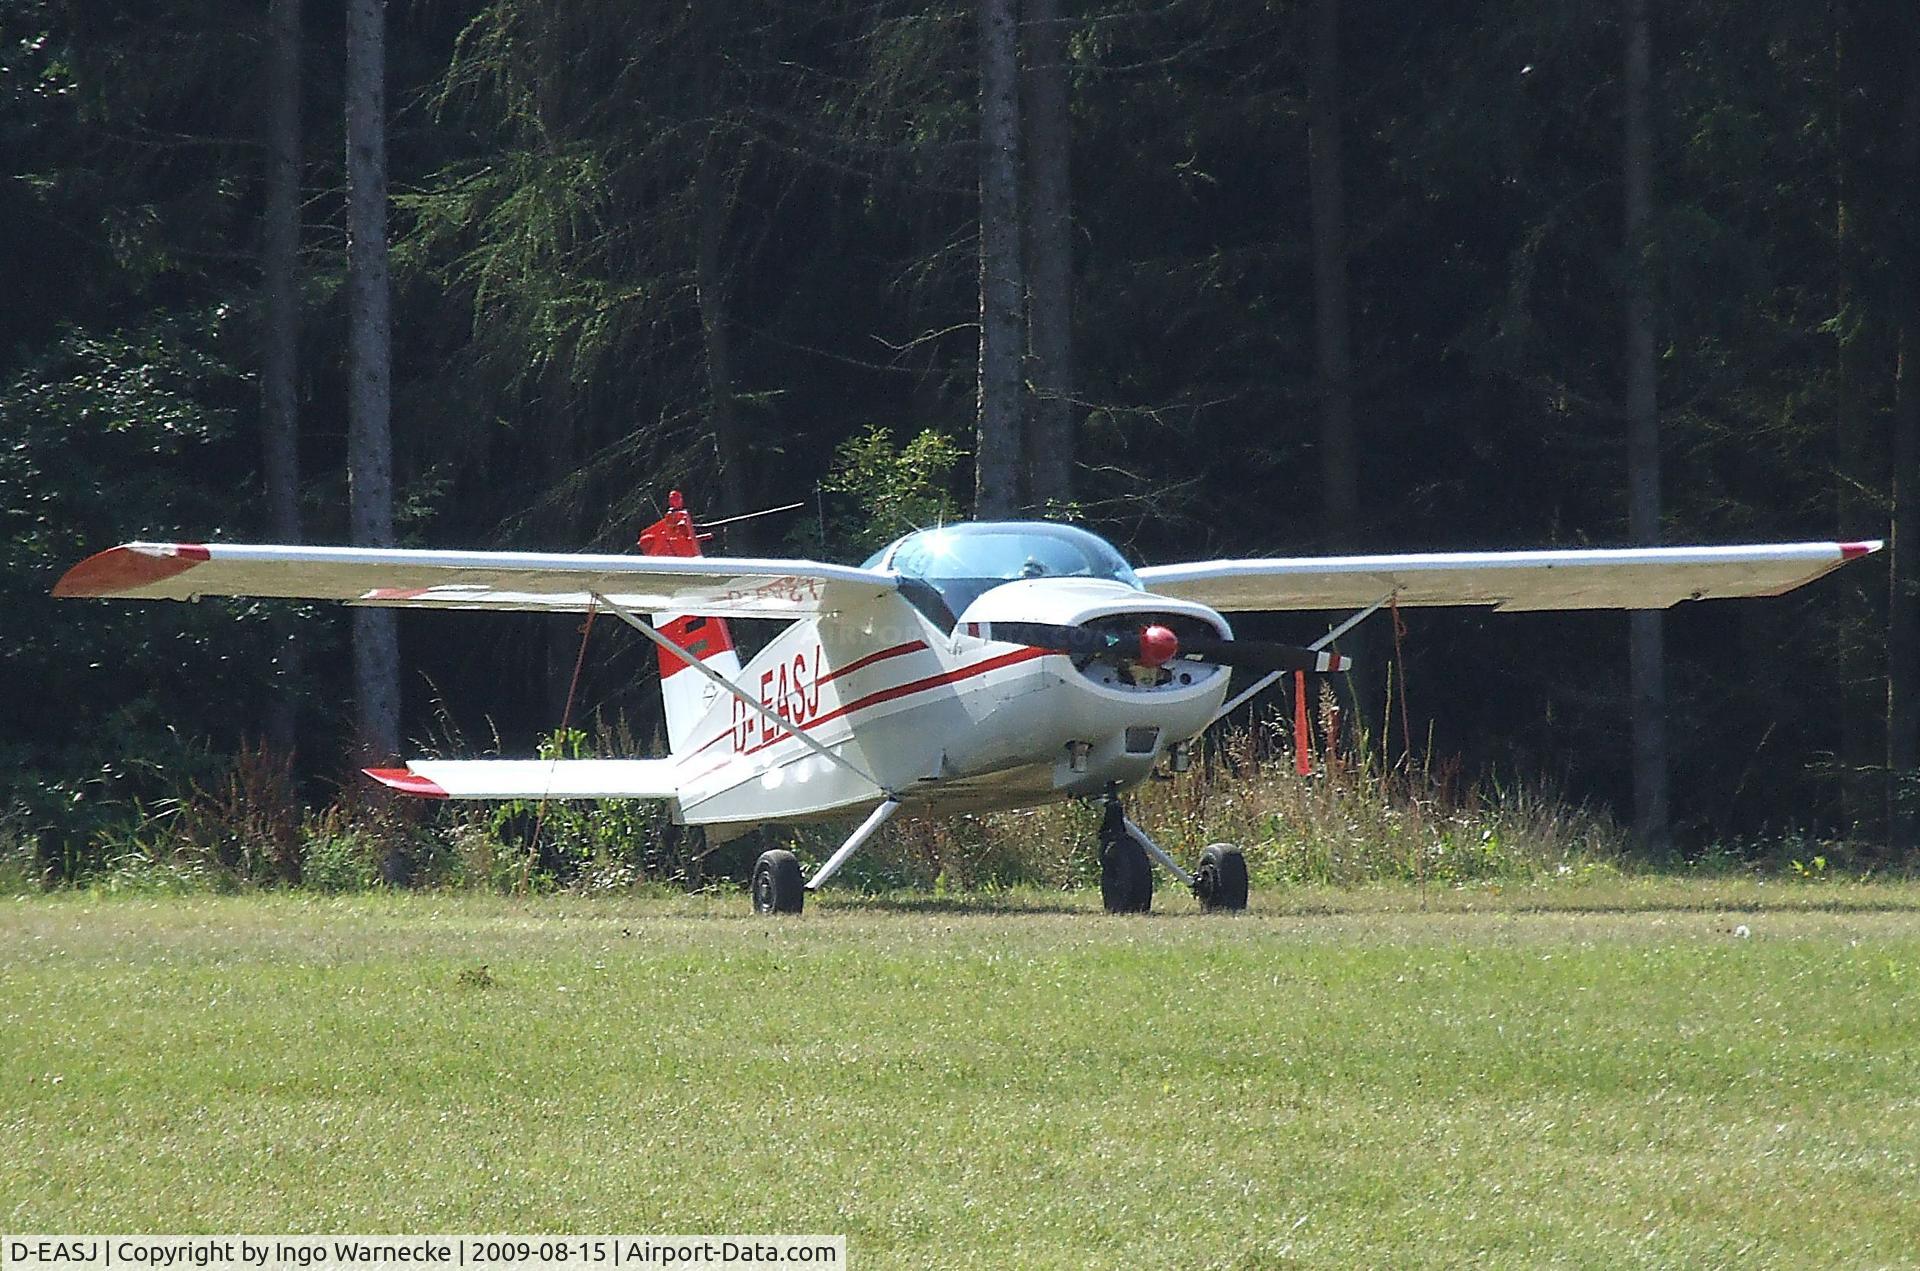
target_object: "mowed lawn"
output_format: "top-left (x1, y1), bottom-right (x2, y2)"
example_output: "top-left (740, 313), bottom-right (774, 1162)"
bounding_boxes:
top-left (2, 882), bottom-right (1918, 1267)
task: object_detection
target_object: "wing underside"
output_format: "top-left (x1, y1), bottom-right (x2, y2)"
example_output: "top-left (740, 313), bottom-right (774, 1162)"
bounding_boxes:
top-left (54, 541), bottom-right (897, 619)
top-left (1136, 542), bottom-right (1881, 612)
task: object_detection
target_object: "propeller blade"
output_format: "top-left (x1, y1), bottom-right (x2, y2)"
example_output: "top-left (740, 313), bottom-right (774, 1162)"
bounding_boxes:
top-left (1180, 636), bottom-right (1353, 673)
top-left (964, 620), bottom-right (1127, 660)
top-left (965, 620), bottom-right (1354, 673)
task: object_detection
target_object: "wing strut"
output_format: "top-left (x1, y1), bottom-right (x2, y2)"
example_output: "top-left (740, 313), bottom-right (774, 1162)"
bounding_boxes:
top-left (806, 798), bottom-right (902, 891)
top-left (1207, 591), bottom-right (1393, 728)
top-left (591, 592), bottom-right (891, 796)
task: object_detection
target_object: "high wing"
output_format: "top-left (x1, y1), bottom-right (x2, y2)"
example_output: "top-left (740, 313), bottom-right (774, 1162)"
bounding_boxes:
top-left (1136, 541), bottom-right (1881, 613)
top-left (365, 759), bottom-right (679, 800)
top-left (53, 541), bottom-right (898, 619)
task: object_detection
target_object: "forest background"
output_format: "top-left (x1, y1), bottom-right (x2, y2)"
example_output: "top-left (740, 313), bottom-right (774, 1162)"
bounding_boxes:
top-left (4, 0), bottom-right (1918, 883)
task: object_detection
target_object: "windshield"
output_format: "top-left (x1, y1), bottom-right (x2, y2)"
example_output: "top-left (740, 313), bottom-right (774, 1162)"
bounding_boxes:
top-left (866, 522), bottom-right (1142, 622)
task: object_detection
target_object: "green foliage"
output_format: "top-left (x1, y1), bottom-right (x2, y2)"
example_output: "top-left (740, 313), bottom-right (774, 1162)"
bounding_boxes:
top-left (32, 718), bottom-right (1920, 898)
top-left (81, 849), bottom-right (231, 897)
top-left (811, 422), bottom-right (965, 558)
top-left (481, 729), bottom-right (681, 893)
top-left (0, 315), bottom-right (303, 872)
top-left (299, 815), bottom-right (383, 895)
top-left (7, 0), bottom-right (1920, 860)
top-left (0, 820), bottom-right (44, 895)
top-left (1789, 853), bottom-right (1831, 881)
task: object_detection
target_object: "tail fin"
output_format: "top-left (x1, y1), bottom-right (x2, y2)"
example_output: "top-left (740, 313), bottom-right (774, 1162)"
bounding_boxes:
top-left (638, 490), bottom-right (742, 754)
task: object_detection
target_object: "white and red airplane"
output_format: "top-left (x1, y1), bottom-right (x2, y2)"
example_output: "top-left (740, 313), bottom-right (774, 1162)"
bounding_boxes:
top-left (55, 493), bottom-right (1880, 914)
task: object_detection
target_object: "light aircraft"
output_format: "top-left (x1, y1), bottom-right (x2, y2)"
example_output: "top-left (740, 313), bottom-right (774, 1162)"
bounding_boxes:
top-left (55, 493), bottom-right (1880, 914)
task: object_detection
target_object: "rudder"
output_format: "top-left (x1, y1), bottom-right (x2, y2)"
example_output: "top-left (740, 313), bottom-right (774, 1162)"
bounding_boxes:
top-left (638, 491), bottom-right (742, 754)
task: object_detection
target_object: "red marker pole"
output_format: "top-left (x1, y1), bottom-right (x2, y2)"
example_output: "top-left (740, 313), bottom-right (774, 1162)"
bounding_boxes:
top-left (1294, 670), bottom-right (1313, 776)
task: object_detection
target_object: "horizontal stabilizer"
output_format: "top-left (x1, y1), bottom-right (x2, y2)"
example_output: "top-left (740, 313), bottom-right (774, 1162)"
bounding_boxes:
top-left (365, 759), bottom-right (679, 801)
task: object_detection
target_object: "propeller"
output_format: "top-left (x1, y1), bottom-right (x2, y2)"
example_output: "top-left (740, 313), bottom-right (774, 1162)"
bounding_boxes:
top-left (1178, 634), bottom-right (1350, 673)
top-left (965, 620), bottom-right (1351, 672)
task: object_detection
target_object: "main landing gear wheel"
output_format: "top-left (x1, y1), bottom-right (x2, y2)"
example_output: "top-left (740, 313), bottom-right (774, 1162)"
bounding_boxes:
top-left (1099, 799), bottom-right (1153, 914)
top-left (1191, 843), bottom-right (1249, 912)
top-left (752, 849), bottom-right (805, 914)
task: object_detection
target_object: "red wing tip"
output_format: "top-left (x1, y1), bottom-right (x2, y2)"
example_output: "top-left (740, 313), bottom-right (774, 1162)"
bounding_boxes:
top-left (53, 542), bottom-right (211, 597)
top-left (1840, 541), bottom-right (1882, 560)
top-left (364, 767), bottom-right (449, 799)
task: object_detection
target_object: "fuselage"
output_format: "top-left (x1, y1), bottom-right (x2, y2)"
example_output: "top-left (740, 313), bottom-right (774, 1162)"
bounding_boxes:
top-left (663, 523), bottom-right (1234, 829)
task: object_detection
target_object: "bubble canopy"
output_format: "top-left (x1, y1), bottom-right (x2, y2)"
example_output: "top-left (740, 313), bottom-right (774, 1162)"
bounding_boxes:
top-left (865, 521), bottom-right (1142, 621)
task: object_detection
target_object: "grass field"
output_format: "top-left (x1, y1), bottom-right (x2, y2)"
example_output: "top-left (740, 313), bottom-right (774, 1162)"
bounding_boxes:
top-left (2, 879), bottom-right (1917, 1266)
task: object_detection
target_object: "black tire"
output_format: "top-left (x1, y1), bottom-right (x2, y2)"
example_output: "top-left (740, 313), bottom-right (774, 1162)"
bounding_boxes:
top-left (1192, 843), bottom-right (1249, 912)
top-left (1100, 831), bottom-right (1154, 914)
top-left (751, 849), bottom-right (805, 914)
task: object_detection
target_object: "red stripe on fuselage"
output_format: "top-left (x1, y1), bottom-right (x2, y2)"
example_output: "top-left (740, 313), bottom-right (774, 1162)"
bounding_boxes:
top-left (677, 645), bottom-right (1054, 780)
top-left (683, 639), bottom-right (930, 758)
top-left (735, 645), bottom-right (1051, 760)
top-left (817, 640), bottom-right (928, 685)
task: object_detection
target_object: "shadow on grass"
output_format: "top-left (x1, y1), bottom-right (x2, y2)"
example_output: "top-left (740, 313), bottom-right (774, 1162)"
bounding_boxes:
top-left (783, 880), bottom-right (1920, 919)
top-left (826, 893), bottom-right (1093, 917)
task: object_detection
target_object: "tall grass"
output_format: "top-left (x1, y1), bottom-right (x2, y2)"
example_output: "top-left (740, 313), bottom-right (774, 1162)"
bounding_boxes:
top-left (9, 721), bottom-right (1631, 896)
top-left (809, 722), bottom-right (1627, 892)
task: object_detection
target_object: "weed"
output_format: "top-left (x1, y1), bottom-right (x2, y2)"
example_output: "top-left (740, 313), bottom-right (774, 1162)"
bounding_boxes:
top-left (166, 743), bottom-right (304, 882)
top-left (0, 819), bottom-right (43, 894)
top-left (300, 807), bottom-right (383, 893)
top-left (484, 728), bottom-right (681, 893)
top-left (37, 718), bottom-right (1911, 897)
top-left (455, 964), bottom-right (496, 989)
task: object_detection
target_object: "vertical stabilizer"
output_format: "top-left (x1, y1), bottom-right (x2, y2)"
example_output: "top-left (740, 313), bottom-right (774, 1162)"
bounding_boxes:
top-left (638, 491), bottom-right (742, 754)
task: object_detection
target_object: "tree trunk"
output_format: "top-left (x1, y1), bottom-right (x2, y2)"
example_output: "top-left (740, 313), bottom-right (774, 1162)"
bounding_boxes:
top-left (1623, 0), bottom-right (1669, 855)
top-left (1888, 37), bottom-right (1920, 853)
top-left (1892, 326), bottom-right (1919, 851)
top-left (975, 0), bottom-right (1024, 519)
top-left (1835, 0), bottom-right (1886, 843)
top-left (261, 0), bottom-right (303, 755)
top-left (694, 1), bottom-right (747, 529)
top-left (1022, 0), bottom-right (1072, 513)
top-left (696, 130), bottom-right (748, 525)
top-left (345, 0), bottom-right (399, 764)
top-left (541, 370), bottom-right (581, 726)
top-left (1308, 0), bottom-right (1356, 553)
top-left (1307, 0), bottom-right (1373, 732)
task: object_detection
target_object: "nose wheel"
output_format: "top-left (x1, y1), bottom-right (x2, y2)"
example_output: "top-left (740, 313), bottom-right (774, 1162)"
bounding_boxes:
top-left (1099, 798), bottom-right (1154, 913)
